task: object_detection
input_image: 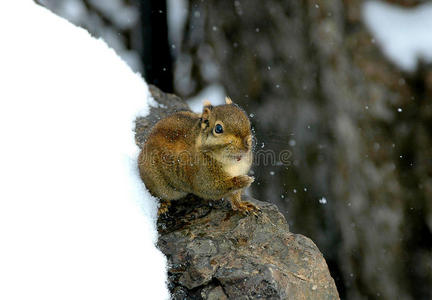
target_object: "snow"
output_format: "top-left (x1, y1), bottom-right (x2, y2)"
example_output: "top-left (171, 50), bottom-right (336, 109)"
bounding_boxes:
top-left (40, 0), bottom-right (142, 73)
top-left (363, 1), bottom-right (432, 72)
top-left (0, 2), bottom-right (168, 300)
top-left (319, 197), bottom-right (328, 205)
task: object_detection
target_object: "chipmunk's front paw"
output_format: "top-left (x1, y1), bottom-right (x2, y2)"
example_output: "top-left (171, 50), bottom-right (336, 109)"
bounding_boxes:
top-left (232, 175), bottom-right (255, 189)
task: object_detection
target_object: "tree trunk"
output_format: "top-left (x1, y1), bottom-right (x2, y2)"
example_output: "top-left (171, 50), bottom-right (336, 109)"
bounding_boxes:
top-left (139, 0), bottom-right (174, 92)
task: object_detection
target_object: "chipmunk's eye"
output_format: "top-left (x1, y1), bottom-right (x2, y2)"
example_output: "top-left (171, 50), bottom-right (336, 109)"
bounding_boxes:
top-left (214, 123), bottom-right (224, 134)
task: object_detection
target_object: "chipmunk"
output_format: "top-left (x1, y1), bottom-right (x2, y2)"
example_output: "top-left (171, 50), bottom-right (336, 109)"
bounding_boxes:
top-left (138, 97), bottom-right (259, 215)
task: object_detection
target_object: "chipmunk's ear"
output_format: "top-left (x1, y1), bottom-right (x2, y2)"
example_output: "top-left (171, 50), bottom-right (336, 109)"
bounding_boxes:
top-left (225, 96), bottom-right (233, 104)
top-left (203, 99), bottom-right (212, 107)
top-left (201, 106), bottom-right (212, 129)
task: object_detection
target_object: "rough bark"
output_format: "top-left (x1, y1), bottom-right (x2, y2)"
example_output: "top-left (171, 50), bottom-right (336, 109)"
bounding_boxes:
top-left (160, 196), bottom-right (339, 300)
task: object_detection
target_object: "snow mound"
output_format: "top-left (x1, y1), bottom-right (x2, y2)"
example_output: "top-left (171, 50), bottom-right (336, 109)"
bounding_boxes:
top-left (0, 2), bottom-right (168, 299)
top-left (363, 1), bottom-right (432, 72)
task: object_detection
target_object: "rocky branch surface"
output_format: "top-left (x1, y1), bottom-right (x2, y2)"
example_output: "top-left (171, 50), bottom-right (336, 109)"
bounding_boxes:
top-left (135, 86), bottom-right (339, 300)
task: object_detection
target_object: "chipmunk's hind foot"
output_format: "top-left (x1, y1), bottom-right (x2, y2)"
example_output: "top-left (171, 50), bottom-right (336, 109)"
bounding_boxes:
top-left (229, 192), bottom-right (261, 217)
top-left (158, 200), bottom-right (171, 216)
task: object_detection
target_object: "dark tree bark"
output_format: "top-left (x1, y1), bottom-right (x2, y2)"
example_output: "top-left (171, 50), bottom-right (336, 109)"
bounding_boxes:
top-left (176, 1), bottom-right (432, 299)
top-left (139, 0), bottom-right (173, 92)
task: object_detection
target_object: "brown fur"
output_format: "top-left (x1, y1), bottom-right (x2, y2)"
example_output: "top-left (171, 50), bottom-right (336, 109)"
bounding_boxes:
top-left (138, 99), bottom-right (258, 215)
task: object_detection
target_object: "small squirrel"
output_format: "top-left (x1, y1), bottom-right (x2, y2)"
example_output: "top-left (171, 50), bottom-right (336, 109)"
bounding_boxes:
top-left (138, 97), bottom-right (259, 215)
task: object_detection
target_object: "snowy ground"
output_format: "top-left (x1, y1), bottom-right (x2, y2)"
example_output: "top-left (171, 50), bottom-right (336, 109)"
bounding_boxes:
top-left (363, 1), bottom-right (432, 72)
top-left (0, 2), bottom-right (168, 299)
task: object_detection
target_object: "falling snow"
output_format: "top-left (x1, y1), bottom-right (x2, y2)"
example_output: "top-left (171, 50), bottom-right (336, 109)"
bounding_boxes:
top-left (319, 197), bottom-right (328, 204)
